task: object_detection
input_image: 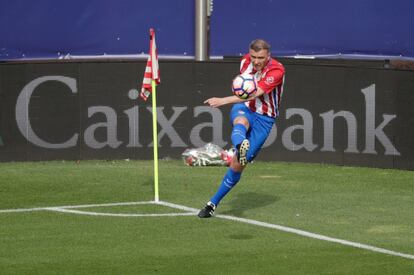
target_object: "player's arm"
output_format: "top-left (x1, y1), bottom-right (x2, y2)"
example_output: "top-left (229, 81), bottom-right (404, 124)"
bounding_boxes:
top-left (204, 85), bottom-right (265, 108)
top-left (249, 86), bottom-right (266, 98)
top-left (204, 95), bottom-right (243, 108)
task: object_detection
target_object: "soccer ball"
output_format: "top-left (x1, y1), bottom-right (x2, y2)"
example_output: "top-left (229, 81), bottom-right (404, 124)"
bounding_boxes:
top-left (232, 74), bottom-right (257, 99)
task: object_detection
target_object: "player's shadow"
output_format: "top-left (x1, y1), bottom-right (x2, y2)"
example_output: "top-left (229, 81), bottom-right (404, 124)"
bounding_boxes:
top-left (221, 192), bottom-right (278, 217)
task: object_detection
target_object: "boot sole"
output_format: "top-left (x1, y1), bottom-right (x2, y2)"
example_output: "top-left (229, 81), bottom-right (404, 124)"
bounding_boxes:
top-left (238, 139), bottom-right (250, 166)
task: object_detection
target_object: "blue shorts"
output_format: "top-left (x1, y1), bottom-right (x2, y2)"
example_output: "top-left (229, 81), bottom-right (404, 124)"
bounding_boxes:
top-left (230, 103), bottom-right (275, 162)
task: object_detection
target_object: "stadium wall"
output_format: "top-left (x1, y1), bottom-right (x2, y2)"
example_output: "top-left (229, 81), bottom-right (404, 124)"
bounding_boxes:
top-left (0, 59), bottom-right (413, 170)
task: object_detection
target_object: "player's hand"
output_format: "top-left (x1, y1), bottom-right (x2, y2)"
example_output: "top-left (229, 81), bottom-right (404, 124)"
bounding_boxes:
top-left (204, 97), bottom-right (225, 108)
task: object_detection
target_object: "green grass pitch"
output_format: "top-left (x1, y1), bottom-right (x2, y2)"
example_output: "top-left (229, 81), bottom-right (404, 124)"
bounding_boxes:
top-left (0, 160), bottom-right (413, 274)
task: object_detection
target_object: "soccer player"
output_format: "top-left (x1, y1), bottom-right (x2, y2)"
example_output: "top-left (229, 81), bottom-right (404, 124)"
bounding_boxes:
top-left (198, 39), bottom-right (285, 218)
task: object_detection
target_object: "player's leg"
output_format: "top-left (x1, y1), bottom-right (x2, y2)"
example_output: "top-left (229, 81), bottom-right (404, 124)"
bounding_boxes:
top-left (197, 166), bottom-right (242, 216)
top-left (230, 103), bottom-right (253, 167)
top-left (207, 104), bottom-right (255, 205)
top-left (231, 119), bottom-right (248, 149)
top-left (199, 116), bottom-right (275, 218)
top-left (198, 104), bottom-right (253, 218)
top-left (232, 118), bottom-right (250, 167)
top-left (244, 114), bottom-right (275, 163)
top-left (198, 163), bottom-right (243, 218)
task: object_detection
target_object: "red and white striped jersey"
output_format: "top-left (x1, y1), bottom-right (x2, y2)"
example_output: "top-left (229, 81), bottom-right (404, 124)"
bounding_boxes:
top-left (240, 54), bottom-right (285, 118)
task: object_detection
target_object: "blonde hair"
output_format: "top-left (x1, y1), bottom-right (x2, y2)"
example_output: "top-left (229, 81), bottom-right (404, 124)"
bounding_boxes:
top-left (249, 39), bottom-right (271, 52)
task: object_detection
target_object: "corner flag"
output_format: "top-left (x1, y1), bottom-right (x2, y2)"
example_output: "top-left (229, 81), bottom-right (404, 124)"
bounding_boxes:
top-left (140, 28), bottom-right (160, 101)
top-left (140, 28), bottom-right (161, 202)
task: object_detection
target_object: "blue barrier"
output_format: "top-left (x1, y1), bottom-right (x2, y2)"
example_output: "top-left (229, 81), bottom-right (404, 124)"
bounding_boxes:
top-left (1, 0), bottom-right (412, 60)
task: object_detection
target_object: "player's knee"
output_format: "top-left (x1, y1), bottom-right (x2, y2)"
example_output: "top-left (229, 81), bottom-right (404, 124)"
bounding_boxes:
top-left (233, 116), bottom-right (249, 129)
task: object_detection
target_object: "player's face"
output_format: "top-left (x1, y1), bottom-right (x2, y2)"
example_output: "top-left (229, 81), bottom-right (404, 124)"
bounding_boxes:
top-left (249, 49), bottom-right (270, 71)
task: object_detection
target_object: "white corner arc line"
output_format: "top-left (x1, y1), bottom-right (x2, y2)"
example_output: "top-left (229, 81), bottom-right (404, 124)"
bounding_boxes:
top-left (155, 200), bottom-right (199, 213)
top-left (46, 207), bottom-right (196, 217)
top-left (0, 207), bottom-right (47, 213)
top-left (0, 201), bottom-right (156, 213)
top-left (1, 200), bottom-right (413, 260)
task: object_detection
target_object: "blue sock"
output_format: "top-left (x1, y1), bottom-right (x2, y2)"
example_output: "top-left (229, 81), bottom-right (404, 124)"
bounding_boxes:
top-left (210, 168), bottom-right (242, 206)
top-left (231, 124), bottom-right (247, 148)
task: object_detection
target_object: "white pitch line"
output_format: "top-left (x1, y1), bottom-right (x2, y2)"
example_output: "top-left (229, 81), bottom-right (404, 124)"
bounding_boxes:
top-left (47, 201), bottom-right (156, 209)
top-left (1, 200), bottom-right (413, 260)
top-left (0, 207), bottom-right (49, 213)
top-left (155, 200), bottom-right (199, 213)
top-left (160, 201), bottom-right (414, 261)
top-left (46, 207), bottom-right (196, 217)
top-left (216, 214), bottom-right (414, 260)
top-left (0, 201), bottom-right (155, 213)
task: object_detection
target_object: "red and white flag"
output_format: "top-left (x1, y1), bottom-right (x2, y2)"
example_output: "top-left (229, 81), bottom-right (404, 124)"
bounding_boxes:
top-left (140, 28), bottom-right (160, 101)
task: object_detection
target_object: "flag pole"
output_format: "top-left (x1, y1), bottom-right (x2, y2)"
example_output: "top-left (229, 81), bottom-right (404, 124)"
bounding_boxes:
top-left (151, 79), bottom-right (159, 202)
top-left (140, 28), bottom-right (160, 203)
